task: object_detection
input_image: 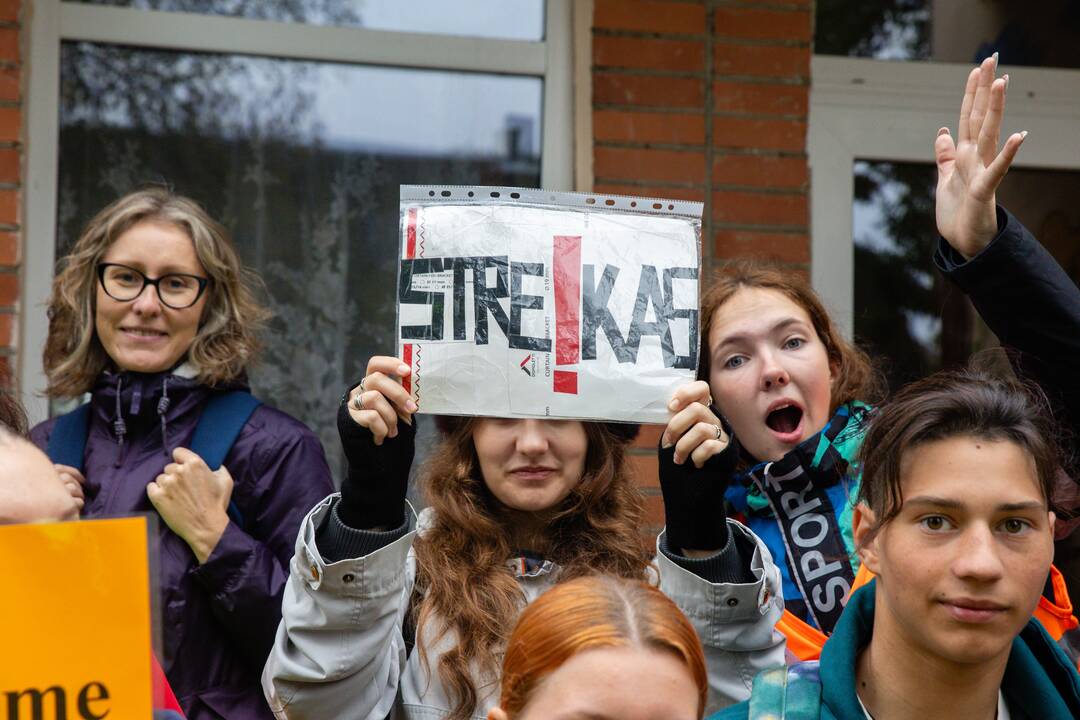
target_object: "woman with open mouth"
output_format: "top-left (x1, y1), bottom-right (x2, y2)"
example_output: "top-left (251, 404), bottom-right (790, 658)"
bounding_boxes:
top-left (656, 54), bottom-right (1080, 662)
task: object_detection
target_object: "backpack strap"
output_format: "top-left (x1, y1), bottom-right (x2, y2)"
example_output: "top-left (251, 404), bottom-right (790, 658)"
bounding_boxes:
top-left (45, 403), bottom-right (92, 472)
top-left (744, 662), bottom-right (822, 719)
top-left (189, 391), bottom-right (262, 529)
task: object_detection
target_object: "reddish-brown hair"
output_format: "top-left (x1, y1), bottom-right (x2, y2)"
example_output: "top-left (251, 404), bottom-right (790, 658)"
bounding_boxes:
top-left (413, 420), bottom-right (649, 720)
top-left (497, 574), bottom-right (707, 719)
top-left (699, 260), bottom-right (882, 414)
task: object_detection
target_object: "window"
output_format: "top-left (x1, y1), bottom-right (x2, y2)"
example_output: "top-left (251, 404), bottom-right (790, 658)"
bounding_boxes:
top-left (816, 0), bottom-right (1080, 69)
top-left (852, 160), bottom-right (1080, 391)
top-left (24, 1), bottom-right (572, 474)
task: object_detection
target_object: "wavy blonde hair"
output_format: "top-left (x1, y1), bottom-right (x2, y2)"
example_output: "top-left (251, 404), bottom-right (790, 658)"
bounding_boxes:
top-left (44, 187), bottom-right (269, 397)
top-left (412, 420), bottom-right (649, 720)
top-left (498, 575), bottom-right (707, 719)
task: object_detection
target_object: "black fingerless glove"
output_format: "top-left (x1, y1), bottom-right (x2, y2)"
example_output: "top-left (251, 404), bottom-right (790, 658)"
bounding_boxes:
top-left (335, 386), bottom-right (414, 530)
top-left (658, 432), bottom-right (739, 553)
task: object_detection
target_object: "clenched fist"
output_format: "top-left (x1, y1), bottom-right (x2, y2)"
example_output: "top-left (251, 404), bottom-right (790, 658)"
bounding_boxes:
top-left (147, 447), bottom-right (234, 564)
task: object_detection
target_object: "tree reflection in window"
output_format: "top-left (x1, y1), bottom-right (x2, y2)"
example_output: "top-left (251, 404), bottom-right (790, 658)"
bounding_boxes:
top-left (59, 42), bottom-right (542, 473)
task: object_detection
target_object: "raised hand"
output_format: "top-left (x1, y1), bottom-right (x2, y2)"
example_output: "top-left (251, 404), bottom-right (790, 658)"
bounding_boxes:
top-left (935, 53), bottom-right (1027, 259)
top-left (345, 355), bottom-right (416, 445)
top-left (662, 380), bottom-right (729, 468)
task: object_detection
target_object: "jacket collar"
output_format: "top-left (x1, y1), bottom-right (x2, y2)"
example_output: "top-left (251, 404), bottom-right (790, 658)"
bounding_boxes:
top-left (819, 580), bottom-right (1080, 719)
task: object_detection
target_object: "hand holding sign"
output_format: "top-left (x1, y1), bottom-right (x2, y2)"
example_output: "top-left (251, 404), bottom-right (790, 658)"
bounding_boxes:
top-left (147, 447), bottom-right (232, 564)
top-left (662, 380), bottom-right (729, 468)
top-left (347, 355), bottom-right (417, 446)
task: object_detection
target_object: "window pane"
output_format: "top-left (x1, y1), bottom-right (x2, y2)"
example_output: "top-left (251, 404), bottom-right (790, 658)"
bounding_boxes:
top-left (816, 0), bottom-right (1080, 69)
top-left (853, 159), bottom-right (1080, 392)
top-left (74, 0), bottom-right (545, 41)
top-left (59, 42), bottom-right (542, 473)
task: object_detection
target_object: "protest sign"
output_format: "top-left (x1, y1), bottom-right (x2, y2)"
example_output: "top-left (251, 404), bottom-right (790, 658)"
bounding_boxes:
top-left (0, 516), bottom-right (153, 719)
top-left (397, 186), bottom-right (702, 423)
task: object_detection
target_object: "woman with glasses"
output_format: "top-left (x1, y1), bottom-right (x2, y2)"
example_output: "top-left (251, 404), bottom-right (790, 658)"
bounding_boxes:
top-left (29, 187), bottom-right (335, 720)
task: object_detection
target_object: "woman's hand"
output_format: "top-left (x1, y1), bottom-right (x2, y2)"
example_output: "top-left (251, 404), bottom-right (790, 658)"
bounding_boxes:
top-left (662, 380), bottom-right (729, 468)
top-left (147, 447), bottom-right (233, 564)
top-left (346, 356), bottom-right (417, 445)
top-left (936, 53), bottom-right (1027, 260)
top-left (54, 464), bottom-right (86, 514)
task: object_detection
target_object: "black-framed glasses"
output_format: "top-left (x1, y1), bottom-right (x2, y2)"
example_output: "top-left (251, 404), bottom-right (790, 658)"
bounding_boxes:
top-left (97, 263), bottom-right (210, 310)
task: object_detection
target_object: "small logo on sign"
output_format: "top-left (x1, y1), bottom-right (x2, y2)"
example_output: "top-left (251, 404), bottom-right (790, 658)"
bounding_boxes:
top-left (520, 354), bottom-right (535, 376)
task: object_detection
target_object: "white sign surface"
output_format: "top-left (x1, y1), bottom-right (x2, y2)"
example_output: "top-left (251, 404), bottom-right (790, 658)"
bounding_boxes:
top-left (397, 187), bottom-right (702, 423)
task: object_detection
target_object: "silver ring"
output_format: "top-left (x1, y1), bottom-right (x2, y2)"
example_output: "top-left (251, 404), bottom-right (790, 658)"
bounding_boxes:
top-left (351, 389), bottom-right (365, 411)
top-left (714, 424), bottom-right (723, 441)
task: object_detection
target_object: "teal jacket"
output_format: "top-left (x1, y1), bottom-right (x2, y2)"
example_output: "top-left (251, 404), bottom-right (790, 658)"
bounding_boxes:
top-left (712, 581), bottom-right (1080, 719)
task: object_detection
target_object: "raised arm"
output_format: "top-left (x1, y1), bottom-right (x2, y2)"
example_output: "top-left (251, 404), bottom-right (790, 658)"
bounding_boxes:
top-left (262, 356), bottom-right (418, 719)
top-left (933, 56), bottom-right (1080, 441)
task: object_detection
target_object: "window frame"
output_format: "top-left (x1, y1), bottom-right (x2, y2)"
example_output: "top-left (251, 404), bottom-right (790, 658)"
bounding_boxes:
top-left (21, 0), bottom-right (573, 421)
top-left (808, 54), bottom-right (1080, 336)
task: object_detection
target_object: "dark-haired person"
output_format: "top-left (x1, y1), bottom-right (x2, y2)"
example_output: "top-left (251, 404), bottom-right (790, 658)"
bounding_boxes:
top-left (29, 188), bottom-right (334, 719)
top-left (263, 356), bottom-right (785, 720)
top-left (658, 54), bottom-right (1080, 659)
top-left (714, 370), bottom-right (1080, 719)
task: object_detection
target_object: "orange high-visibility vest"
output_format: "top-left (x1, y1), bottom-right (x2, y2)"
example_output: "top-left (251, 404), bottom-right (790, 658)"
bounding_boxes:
top-left (778, 563), bottom-right (1078, 662)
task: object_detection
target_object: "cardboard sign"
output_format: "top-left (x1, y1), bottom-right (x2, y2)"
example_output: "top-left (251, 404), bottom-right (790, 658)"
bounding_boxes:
top-left (397, 187), bottom-right (702, 423)
top-left (0, 517), bottom-right (153, 719)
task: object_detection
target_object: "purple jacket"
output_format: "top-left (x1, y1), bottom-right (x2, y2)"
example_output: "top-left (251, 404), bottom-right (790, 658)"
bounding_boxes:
top-left (31, 369), bottom-right (334, 720)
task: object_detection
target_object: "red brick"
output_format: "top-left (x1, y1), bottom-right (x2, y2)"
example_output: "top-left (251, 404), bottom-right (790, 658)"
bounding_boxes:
top-left (634, 423), bottom-right (664, 450)
top-left (712, 190), bottom-right (807, 226)
top-left (714, 7), bottom-right (811, 42)
top-left (0, 231), bottom-right (15, 265)
top-left (0, 188), bottom-right (17, 224)
top-left (0, 107), bottom-right (20, 143)
top-left (0, 272), bottom-right (16, 306)
top-left (594, 0), bottom-right (706, 34)
top-left (0, 67), bottom-right (17, 102)
top-left (713, 81), bottom-right (807, 116)
top-left (713, 117), bottom-right (806, 152)
top-left (0, 147), bottom-right (17, 184)
top-left (593, 110), bottom-right (705, 145)
top-left (629, 452), bottom-right (660, 489)
top-left (642, 492), bottom-right (666, 528)
top-left (592, 183), bottom-right (706, 203)
top-left (714, 229), bottom-right (810, 263)
top-left (594, 73), bottom-right (705, 109)
top-left (594, 146), bottom-right (706, 185)
top-left (0, 312), bottom-right (11, 345)
top-left (714, 43), bottom-right (809, 79)
top-left (712, 154), bottom-right (807, 189)
top-left (594, 36), bottom-right (705, 73)
top-left (0, 28), bottom-right (17, 63)
top-left (0, 1), bottom-right (20, 23)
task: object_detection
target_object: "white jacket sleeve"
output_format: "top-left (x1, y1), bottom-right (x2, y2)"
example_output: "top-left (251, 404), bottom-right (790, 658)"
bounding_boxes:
top-left (656, 518), bottom-right (786, 714)
top-left (262, 496), bottom-right (417, 720)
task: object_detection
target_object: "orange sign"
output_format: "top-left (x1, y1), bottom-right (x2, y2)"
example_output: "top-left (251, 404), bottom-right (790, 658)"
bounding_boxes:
top-left (0, 516), bottom-right (153, 719)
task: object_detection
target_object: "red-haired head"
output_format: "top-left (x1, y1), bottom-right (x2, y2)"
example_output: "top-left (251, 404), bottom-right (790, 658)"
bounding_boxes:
top-left (489, 575), bottom-right (707, 720)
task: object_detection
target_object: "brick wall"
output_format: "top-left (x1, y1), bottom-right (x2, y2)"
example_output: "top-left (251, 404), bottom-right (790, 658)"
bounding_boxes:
top-left (0, 0), bottom-right (20, 393)
top-left (591, 0), bottom-right (812, 540)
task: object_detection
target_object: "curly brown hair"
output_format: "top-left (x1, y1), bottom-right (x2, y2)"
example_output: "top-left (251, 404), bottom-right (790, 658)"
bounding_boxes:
top-left (699, 260), bottom-right (883, 414)
top-left (412, 420), bottom-right (649, 720)
top-left (43, 187), bottom-right (269, 397)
